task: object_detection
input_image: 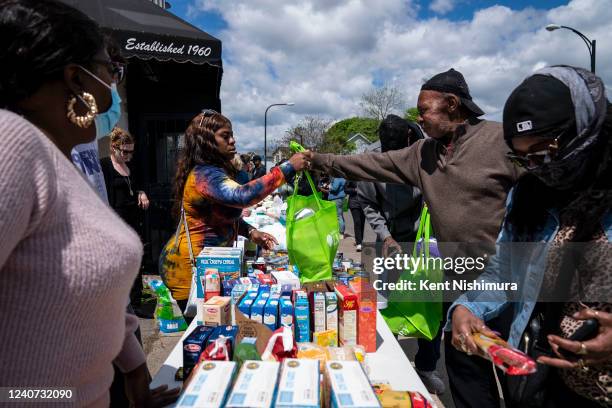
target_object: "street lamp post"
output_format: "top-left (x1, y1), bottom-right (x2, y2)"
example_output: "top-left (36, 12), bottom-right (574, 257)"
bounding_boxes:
top-left (546, 24), bottom-right (596, 73)
top-left (264, 102), bottom-right (294, 172)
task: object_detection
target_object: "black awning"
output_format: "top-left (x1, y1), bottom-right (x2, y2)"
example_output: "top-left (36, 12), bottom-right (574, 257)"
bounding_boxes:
top-left (60, 0), bottom-right (222, 66)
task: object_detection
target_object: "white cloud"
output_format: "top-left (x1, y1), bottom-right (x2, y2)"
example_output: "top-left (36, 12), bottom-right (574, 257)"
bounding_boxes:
top-left (430, 0), bottom-right (455, 15)
top-left (185, 0), bottom-right (612, 156)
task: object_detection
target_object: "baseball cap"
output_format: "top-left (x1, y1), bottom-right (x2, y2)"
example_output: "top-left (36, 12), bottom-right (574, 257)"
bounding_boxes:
top-left (421, 68), bottom-right (485, 117)
top-left (503, 75), bottom-right (574, 143)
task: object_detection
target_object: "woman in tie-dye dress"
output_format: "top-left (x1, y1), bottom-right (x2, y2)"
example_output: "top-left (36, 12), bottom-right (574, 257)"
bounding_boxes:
top-left (159, 110), bottom-right (310, 310)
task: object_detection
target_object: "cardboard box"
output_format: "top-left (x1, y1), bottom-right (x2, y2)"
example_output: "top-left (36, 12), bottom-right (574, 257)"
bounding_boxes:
top-left (275, 359), bottom-right (320, 408)
top-left (279, 296), bottom-right (294, 329)
top-left (294, 292), bottom-right (311, 343)
top-left (271, 270), bottom-right (300, 291)
top-left (226, 361), bottom-right (280, 408)
top-left (334, 284), bottom-right (358, 347)
top-left (325, 292), bottom-right (339, 347)
top-left (325, 361), bottom-right (381, 408)
top-left (196, 247), bottom-right (243, 296)
top-left (263, 295), bottom-right (279, 331)
top-left (313, 292), bottom-right (327, 333)
top-left (176, 361), bottom-right (237, 408)
top-left (183, 325), bottom-right (215, 379)
top-left (199, 296), bottom-right (231, 327)
top-left (349, 280), bottom-right (378, 352)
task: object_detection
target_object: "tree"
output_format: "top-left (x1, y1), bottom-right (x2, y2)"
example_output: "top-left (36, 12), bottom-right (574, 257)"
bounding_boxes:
top-left (274, 116), bottom-right (332, 152)
top-left (360, 85), bottom-right (405, 121)
top-left (404, 107), bottom-right (419, 123)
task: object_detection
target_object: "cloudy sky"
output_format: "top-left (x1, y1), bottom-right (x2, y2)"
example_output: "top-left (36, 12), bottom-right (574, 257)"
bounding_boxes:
top-left (167, 0), bottom-right (611, 155)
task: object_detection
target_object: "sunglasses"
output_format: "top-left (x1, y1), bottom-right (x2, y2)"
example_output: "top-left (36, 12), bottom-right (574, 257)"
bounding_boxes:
top-left (199, 109), bottom-right (219, 127)
top-left (91, 59), bottom-right (126, 83)
top-left (507, 134), bottom-right (562, 170)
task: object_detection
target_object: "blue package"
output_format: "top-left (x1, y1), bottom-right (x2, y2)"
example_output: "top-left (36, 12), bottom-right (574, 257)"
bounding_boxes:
top-left (295, 293), bottom-right (311, 342)
top-left (238, 291), bottom-right (258, 317)
top-left (279, 296), bottom-right (294, 329)
top-left (263, 295), bottom-right (280, 331)
top-left (206, 325), bottom-right (239, 358)
top-left (183, 325), bottom-right (215, 378)
top-left (250, 293), bottom-right (268, 323)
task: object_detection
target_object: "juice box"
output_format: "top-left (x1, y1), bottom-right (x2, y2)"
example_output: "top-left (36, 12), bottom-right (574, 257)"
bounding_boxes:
top-left (313, 292), bottom-right (327, 333)
top-left (334, 284), bottom-right (358, 347)
top-left (226, 361), bottom-right (280, 408)
top-left (294, 292), bottom-right (311, 342)
top-left (349, 280), bottom-right (378, 352)
top-left (275, 359), bottom-right (320, 408)
top-left (325, 292), bottom-right (339, 347)
top-left (176, 361), bottom-right (237, 408)
top-left (199, 296), bottom-right (231, 327)
top-left (279, 296), bottom-right (294, 329)
top-left (263, 295), bottom-right (280, 331)
top-left (250, 292), bottom-right (268, 323)
top-left (183, 325), bottom-right (215, 379)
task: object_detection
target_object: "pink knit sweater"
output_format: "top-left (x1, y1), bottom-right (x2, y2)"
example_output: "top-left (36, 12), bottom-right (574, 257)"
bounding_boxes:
top-left (0, 110), bottom-right (146, 407)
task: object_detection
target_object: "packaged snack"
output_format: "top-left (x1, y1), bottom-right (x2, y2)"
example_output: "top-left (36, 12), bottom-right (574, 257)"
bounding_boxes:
top-left (313, 329), bottom-right (338, 348)
top-left (335, 284), bottom-right (358, 346)
top-left (325, 292), bottom-right (339, 346)
top-left (183, 325), bottom-right (215, 379)
top-left (207, 325), bottom-right (239, 357)
top-left (148, 279), bottom-right (188, 334)
top-left (226, 361), bottom-right (280, 408)
top-left (200, 336), bottom-right (231, 361)
top-left (233, 337), bottom-right (261, 369)
top-left (297, 342), bottom-right (328, 370)
top-left (325, 361), bottom-right (381, 408)
top-left (471, 333), bottom-right (537, 375)
top-left (376, 390), bottom-right (432, 408)
top-left (204, 268), bottom-right (221, 301)
top-left (199, 296), bottom-right (231, 327)
top-left (175, 361), bottom-right (236, 408)
top-left (325, 346), bottom-right (357, 362)
top-left (275, 359), bottom-right (320, 408)
top-left (261, 326), bottom-right (298, 362)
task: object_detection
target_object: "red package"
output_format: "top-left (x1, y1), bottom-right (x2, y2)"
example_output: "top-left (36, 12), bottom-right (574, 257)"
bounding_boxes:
top-left (257, 274), bottom-right (274, 285)
top-left (199, 336), bottom-right (231, 362)
top-left (471, 333), bottom-right (536, 375)
top-left (410, 391), bottom-right (432, 408)
top-left (261, 326), bottom-right (297, 362)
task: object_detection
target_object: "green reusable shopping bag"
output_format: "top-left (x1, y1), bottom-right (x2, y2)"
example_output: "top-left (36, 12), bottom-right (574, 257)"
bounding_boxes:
top-left (380, 205), bottom-right (443, 340)
top-left (286, 142), bottom-right (340, 283)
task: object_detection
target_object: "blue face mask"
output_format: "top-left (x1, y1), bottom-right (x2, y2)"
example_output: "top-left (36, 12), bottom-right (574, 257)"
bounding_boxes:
top-left (78, 66), bottom-right (122, 139)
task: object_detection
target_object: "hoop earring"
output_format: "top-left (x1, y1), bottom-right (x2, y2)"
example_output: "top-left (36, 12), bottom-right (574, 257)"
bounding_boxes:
top-left (67, 92), bottom-right (98, 128)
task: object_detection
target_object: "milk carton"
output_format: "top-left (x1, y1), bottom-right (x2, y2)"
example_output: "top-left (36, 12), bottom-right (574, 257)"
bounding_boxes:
top-left (279, 296), bottom-right (294, 329)
top-left (176, 361), bottom-right (236, 408)
top-left (250, 292), bottom-right (268, 323)
top-left (275, 359), bottom-right (320, 408)
top-left (226, 361), bottom-right (280, 408)
top-left (263, 295), bottom-right (280, 331)
top-left (238, 291), bottom-right (258, 318)
top-left (313, 292), bottom-right (327, 333)
top-left (325, 292), bottom-right (339, 347)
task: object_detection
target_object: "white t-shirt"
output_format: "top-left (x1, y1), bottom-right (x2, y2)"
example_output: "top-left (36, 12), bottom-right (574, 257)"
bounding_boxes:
top-left (71, 141), bottom-right (109, 204)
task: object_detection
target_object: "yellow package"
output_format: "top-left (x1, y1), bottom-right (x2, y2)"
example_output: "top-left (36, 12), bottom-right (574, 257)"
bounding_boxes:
top-left (313, 329), bottom-right (338, 347)
top-left (297, 342), bottom-right (328, 371)
top-left (377, 390), bottom-right (412, 408)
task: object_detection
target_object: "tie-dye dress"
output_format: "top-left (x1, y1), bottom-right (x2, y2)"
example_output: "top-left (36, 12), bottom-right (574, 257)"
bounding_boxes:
top-left (159, 162), bottom-right (295, 300)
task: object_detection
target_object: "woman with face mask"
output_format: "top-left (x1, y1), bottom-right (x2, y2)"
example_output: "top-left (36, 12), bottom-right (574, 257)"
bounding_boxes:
top-left (159, 110), bottom-right (310, 313)
top-left (448, 66), bottom-right (611, 407)
top-left (0, 0), bottom-right (178, 406)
